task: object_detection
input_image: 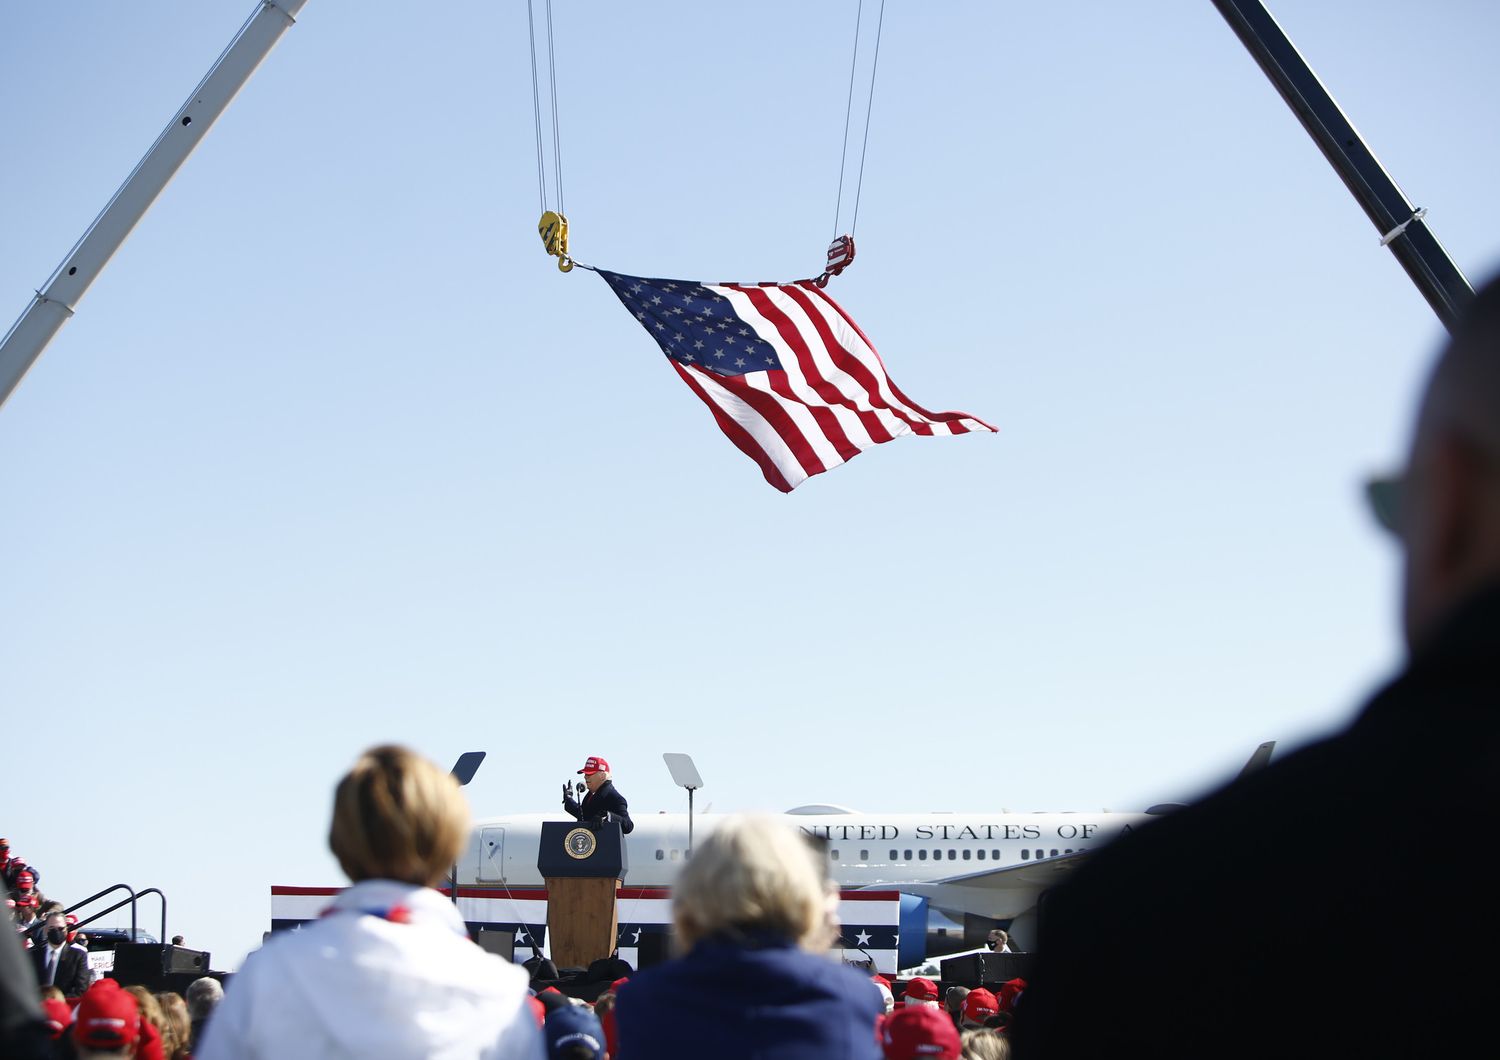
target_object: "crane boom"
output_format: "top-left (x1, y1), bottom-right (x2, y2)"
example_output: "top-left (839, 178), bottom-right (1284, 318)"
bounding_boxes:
top-left (0, 0), bottom-right (309, 410)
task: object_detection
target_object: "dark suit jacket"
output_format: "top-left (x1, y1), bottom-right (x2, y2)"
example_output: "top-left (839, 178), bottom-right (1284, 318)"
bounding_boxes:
top-left (29, 943), bottom-right (89, 998)
top-left (1011, 581), bottom-right (1500, 1059)
top-left (563, 779), bottom-right (635, 834)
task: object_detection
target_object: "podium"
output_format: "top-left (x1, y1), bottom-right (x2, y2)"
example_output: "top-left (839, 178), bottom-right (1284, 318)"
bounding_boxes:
top-left (538, 820), bottom-right (628, 969)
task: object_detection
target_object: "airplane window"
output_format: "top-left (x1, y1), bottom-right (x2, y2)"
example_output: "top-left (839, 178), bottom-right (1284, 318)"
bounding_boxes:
top-left (889, 849), bottom-right (898, 860)
top-left (857, 849), bottom-right (866, 861)
top-left (670, 849), bottom-right (680, 861)
top-left (831, 850), bottom-right (840, 860)
top-left (1050, 849), bottom-right (1059, 857)
top-left (977, 850), bottom-right (986, 861)
top-left (962, 850), bottom-right (971, 860)
top-left (1020, 849), bottom-right (1030, 860)
top-left (655, 850), bottom-right (664, 861)
top-left (1065, 848), bottom-right (1073, 854)
top-left (919, 850), bottom-right (927, 861)
top-left (1035, 849), bottom-right (1044, 859)
top-left (904, 849), bottom-right (912, 860)
top-left (947, 850), bottom-right (957, 861)
top-left (992, 849), bottom-right (1000, 860)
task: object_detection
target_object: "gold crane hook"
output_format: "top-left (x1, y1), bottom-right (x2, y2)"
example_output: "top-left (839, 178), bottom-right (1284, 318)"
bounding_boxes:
top-left (538, 210), bottom-right (574, 272)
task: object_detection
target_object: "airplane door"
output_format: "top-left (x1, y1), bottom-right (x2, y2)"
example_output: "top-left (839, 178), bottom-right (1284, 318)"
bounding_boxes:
top-left (478, 827), bottom-right (505, 883)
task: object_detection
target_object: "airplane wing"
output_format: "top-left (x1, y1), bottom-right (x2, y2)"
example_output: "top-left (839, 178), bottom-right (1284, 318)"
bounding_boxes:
top-left (869, 851), bottom-right (1090, 920)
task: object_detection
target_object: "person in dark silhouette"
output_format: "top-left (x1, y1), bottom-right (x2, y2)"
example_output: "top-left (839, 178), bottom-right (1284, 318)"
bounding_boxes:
top-left (1012, 276), bottom-right (1500, 1058)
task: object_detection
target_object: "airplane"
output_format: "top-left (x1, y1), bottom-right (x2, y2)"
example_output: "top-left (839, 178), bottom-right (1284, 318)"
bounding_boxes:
top-left (454, 743), bottom-right (1274, 969)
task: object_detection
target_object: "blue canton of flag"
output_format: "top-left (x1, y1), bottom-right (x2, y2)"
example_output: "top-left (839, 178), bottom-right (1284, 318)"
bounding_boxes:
top-left (599, 273), bottom-right (784, 374)
top-left (597, 269), bottom-right (995, 492)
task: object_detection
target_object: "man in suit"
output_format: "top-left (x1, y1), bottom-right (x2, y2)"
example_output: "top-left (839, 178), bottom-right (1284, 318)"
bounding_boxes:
top-left (1011, 278), bottom-right (1500, 1058)
top-left (563, 756), bottom-right (634, 834)
top-left (30, 915), bottom-right (89, 998)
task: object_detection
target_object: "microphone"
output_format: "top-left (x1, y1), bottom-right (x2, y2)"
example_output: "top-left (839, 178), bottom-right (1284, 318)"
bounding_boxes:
top-left (838, 933), bottom-right (876, 971)
top-left (575, 781), bottom-right (587, 797)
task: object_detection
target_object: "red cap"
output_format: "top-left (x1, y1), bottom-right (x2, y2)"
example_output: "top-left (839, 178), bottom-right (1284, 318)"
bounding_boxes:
top-left (610, 977), bottom-right (630, 993)
top-left (527, 996), bottom-right (546, 1027)
top-left (74, 981), bottom-right (140, 1050)
top-left (16, 870), bottom-right (33, 892)
top-left (963, 987), bottom-right (999, 1023)
top-left (881, 1005), bottom-right (961, 1059)
top-left (577, 756), bottom-right (610, 775)
top-left (41, 998), bottom-right (73, 1039)
top-left (903, 977), bottom-right (940, 1003)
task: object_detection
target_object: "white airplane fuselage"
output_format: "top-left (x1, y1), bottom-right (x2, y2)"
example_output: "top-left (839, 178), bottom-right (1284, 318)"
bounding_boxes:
top-left (462, 808), bottom-right (1151, 946)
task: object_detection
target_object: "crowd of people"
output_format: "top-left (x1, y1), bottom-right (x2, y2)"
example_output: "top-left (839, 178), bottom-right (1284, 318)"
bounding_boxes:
top-left (4, 746), bottom-right (1020, 1059)
top-left (4, 274), bottom-right (1498, 1057)
top-left (29, 977), bottom-right (222, 1059)
top-left (191, 746), bottom-right (1014, 1059)
top-left (6, 833), bottom-right (227, 1059)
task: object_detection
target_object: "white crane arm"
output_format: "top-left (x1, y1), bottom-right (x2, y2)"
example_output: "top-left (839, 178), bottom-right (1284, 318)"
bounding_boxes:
top-left (0, 0), bottom-right (309, 410)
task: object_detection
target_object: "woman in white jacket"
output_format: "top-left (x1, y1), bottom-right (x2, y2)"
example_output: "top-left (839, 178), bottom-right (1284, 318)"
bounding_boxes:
top-left (199, 745), bottom-right (544, 1060)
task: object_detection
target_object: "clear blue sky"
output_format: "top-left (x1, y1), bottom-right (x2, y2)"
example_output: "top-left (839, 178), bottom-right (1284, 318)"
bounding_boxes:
top-left (3, 1), bottom-right (1497, 969)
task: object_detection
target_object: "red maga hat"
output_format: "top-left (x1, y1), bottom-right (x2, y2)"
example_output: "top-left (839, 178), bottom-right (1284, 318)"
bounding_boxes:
top-left (963, 987), bottom-right (999, 1023)
top-left (74, 981), bottom-right (140, 1051)
top-left (903, 977), bottom-right (940, 1003)
top-left (881, 1005), bottom-right (960, 1059)
top-left (41, 998), bottom-right (73, 1040)
top-left (577, 756), bottom-right (610, 775)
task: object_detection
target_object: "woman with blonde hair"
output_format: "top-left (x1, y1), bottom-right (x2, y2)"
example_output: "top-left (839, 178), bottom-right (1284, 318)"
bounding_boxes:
top-left (615, 814), bottom-right (883, 1059)
top-left (960, 1028), bottom-right (1010, 1060)
top-left (156, 992), bottom-right (191, 1060)
top-left (124, 985), bottom-right (167, 1060)
top-left (198, 744), bottom-right (544, 1060)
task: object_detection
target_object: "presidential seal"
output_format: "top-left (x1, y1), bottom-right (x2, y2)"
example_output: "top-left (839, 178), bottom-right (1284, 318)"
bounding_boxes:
top-left (564, 826), bottom-right (597, 860)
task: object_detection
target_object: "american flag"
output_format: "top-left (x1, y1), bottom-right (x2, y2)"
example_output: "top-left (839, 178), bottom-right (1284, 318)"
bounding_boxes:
top-left (596, 270), bottom-right (995, 492)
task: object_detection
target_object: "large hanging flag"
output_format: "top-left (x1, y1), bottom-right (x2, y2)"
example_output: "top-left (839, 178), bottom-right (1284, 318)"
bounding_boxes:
top-left (596, 269), bottom-right (995, 492)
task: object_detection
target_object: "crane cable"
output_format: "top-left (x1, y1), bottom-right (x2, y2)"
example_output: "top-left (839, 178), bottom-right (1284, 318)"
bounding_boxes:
top-left (821, 0), bottom-right (885, 287)
top-left (529, 0), bottom-right (886, 282)
top-left (525, 0), bottom-right (547, 217)
top-left (529, 0), bottom-right (574, 271)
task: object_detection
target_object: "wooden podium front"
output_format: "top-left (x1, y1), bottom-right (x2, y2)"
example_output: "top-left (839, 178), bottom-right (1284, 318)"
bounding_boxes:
top-left (538, 820), bottom-right (628, 970)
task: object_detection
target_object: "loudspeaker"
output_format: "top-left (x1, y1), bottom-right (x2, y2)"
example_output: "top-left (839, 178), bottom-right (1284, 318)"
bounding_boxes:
top-left (939, 951), bottom-right (1033, 987)
top-left (476, 929), bottom-right (515, 962)
top-left (112, 944), bottom-right (210, 983)
top-left (162, 945), bottom-right (210, 974)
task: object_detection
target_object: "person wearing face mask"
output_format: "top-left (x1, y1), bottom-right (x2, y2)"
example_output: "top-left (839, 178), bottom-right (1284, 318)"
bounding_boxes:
top-left (29, 914), bottom-right (89, 997)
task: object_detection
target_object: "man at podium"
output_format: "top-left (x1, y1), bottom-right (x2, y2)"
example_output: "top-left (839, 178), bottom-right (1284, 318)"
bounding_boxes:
top-left (563, 755), bottom-right (635, 834)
